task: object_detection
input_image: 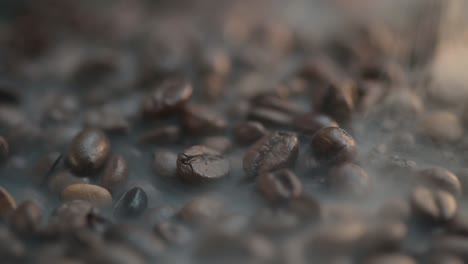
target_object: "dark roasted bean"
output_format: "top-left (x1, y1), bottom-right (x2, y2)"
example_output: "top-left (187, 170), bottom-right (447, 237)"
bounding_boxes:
top-left (85, 109), bottom-right (130, 134)
top-left (154, 222), bottom-right (192, 246)
top-left (66, 129), bottom-right (111, 175)
top-left (33, 151), bottom-right (62, 184)
top-left (328, 163), bottom-right (372, 196)
top-left (152, 150), bottom-right (178, 179)
top-left (294, 113), bottom-right (338, 134)
top-left (101, 155), bottom-right (128, 193)
top-left (319, 80), bottom-right (357, 122)
top-left (10, 201), bottom-right (41, 235)
top-left (48, 170), bottom-right (89, 194)
top-left (254, 94), bottom-right (306, 116)
top-left (0, 187), bottom-right (16, 218)
top-left (114, 187), bottom-right (148, 218)
top-left (419, 111), bottom-right (463, 143)
top-left (182, 104), bottom-right (227, 135)
top-left (310, 127), bottom-right (356, 165)
top-left (416, 167), bottom-right (462, 196)
top-left (201, 136), bottom-right (232, 154)
top-left (257, 169), bottom-right (302, 203)
top-left (243, 131), bottom-right (299, 177)
top-left (234, 121), bottom-right (267, 145)
top-left (62, 184), bottom-right (112, 207)
top-left (177, 145), bottom-right (230, 183)
top-left (364, 254), bottom-right (416, 264)
top-left (177, 197), bottom-right (223, 224)
top-left (248, 107), bottom-right (294, 127)
top-left (410, 187), bottom-right (457, 223)
top-left (139, 125), bottom-right (180, 145)
top-left (142, 79), bottom-right (193, 118)
top-left (0, 136), bottom-right (9, 162)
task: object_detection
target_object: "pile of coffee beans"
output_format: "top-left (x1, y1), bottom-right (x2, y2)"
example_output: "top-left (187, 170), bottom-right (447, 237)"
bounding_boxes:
top-left (0, 1), bottom-right (467, 263)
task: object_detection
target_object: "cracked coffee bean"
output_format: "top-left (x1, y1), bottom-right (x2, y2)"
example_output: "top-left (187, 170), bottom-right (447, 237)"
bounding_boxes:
top-left (310, 127), bottom-right (356, 166)
top-left (243, 131), bottom-right (299, 177)
top-left (142, 79), bottom-right (193, 118)
top-left (66, 129), bottom-right (111, 176)
top-left (114, 187), bottom-right (148, 218)
top-left (177, 145), bottom-right (230, 183)
top-left (257, 169), bottom-right (302, 203)
top-left (410, 187), bottom-right (457, 223)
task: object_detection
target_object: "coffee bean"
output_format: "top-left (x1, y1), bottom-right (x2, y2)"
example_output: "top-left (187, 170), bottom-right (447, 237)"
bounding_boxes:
top-left (177, 145), bottom-right (230, 183)
top-left (310, 127), bottom-right (357, 165)
top-left (142, 79), bottom-right (193, 118)
top-left (419, 111), bottom-right (463, 143)
top-left (176, 197), bottom-right (223, 224)
top-left (378, 89), bottom-right (423, 119)
top-left (48, 170), bottom-right (89, 194)
top-left (319, 80), bottom-right (357, 122)
top-left (85, 109), bottom-right (129, 134)
top-left (253, 94), bottom-right (306, 116)
top-left (182, 104), bottom-right (227, 135)
top-left (33, 151), bottom-right (62, 184)
top-left (0, 186), bottom-right (16, 218)
top-left (410, 187), bottom-right (457, 223)
top-left (10, 200), bottom-right (41, 234)
top-left (364, 254), bottom-right (416, 264)
top-left (328, 163), bottom-right (372, 196)
top-left (294, 113), bottom-right (338, 134)
top-left (377, 198), bottom-right (411, 221)
top-left (114, 187), bottom-right (148, 218)
top-left (154, 221), bottom-right (192, 246)
top-left (152, 150), bottom-right (178, 179)
top-left (234, 121), bottom-right (267, 145)
top-left (417, 167), bottom-right (462, 196)
top-left (307, 220), bottom-right (366, 254)
top-left (0, 136), bottom-right (9, 162)
top-left (243, 131), bottom-right (299, 177)
top-left (201, 136), bottom-right (232, 154)
top-left (248, 107), bottom-right (294, 127)
top-left (48, 200), bottom-right (100, 233)
top-left (101, 155), bottom-right (128, 193)
top-left (359, 220), bottom-right (407, 253)
top-left (139, 125), bottom-right (180, 145)
top-left (257, 169), bottom-right (302, 203)
top-left (66, 129), bottom-right (111, 175)
top-left (62, 184), bottom-right (112, 207)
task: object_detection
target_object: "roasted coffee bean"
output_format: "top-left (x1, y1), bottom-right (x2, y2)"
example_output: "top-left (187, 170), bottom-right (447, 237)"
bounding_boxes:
top-left (410, 187), bottom-right (457, 223)
top-left (257, 169), bottom-right (302, 203)
top-left (62, 184), bottom-right (112, 207)
top-left (328, 163), bottom-right (372, 196)
top-left (66, 129), bottom-right (111, 175)
top-left (152, 150), bottom-right (178, 179)
top-left (101, 155), bottom-right (128, 193)
top-left (182, 104), bottom-right (227, 135)
top-left (377, 198), bottom-right (411, 221)
top-left (104, 224), bottom-right (165, 260)
top-left (419, 111), bottom-right (463, 143)
top-left (201, 136), bottom-right (232, 154)
top-left (10, 201), bottom-right (41, 234)
top-left (431, 236), bottom-right (468, 261)
top-left (364, 254), bottom-right (416, 264)
top-left (310, 127), bottom-right (356, 165)
top-left (154, 222), bottom-right (192, 246)
top-left (33, 151), bottom-right (62, 184)
top-left (177, 145), bottom-right (230, 183)
top-left (142, 79), bottom-right (193, 118)
top-left (234, 121), bottom-right (267, 145)
top-left (243, 131), bottom-right (299, 177)
top-left (248, 107), bottom-right (294, 127)
top-left (360, 220), bottom-right (407, 253)
top-left (139, 125), bottom-right (180, 145)
top-left (416, 167), bottom-right (462, 196)
top-left (0, 136), bottom-right (9, 162)
top-left (114, 187), bottom-right (148, 218)
top-left (378, 89), bottom-right (424, 119)
top-left (253, 94), bottom-right (306, 116)
top-left (294, 113), bottom-right (338, 134)
top-left (0, 186), bottom-right (16, 218)
top-left (319, 80), bottom-right (357, 122)
top-left (48, 200), bottom-right (100, 233)
top-left (253, 207), bottom-right (300, 234)
top-left (48, 170), bottom-right (89, 194)
top-left (176, 197), bottom-right (223, 224)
